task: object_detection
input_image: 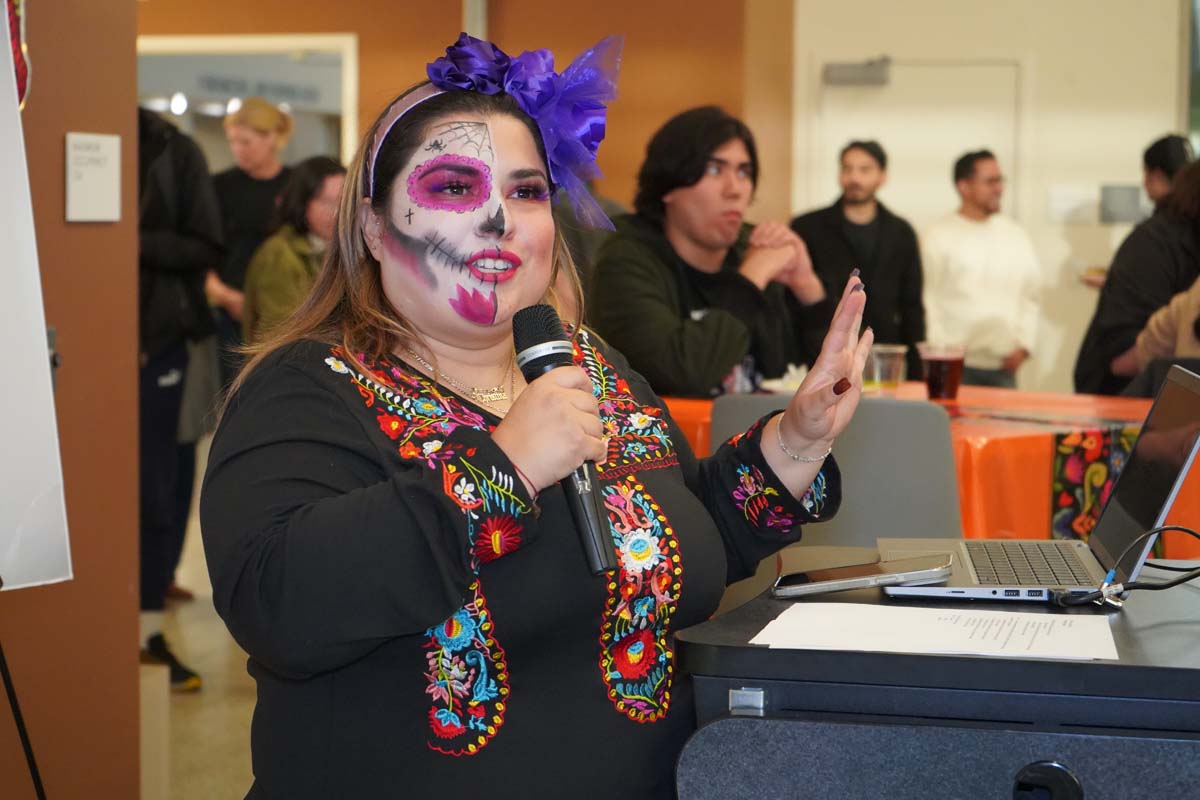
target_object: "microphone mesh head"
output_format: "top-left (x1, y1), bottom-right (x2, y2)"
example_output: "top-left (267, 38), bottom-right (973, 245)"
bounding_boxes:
top-left (512, 304), bottom-right (568, 353)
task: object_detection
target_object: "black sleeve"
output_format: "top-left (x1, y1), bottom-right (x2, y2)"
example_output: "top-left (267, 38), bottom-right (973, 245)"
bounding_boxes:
top-left (199, 358), bottom-right (538, 679)
top-left (590, 234), bottom-right (757, 396)
top-left (898, 222), bottom-right (927, 377)
top-left (614, 352), bottom-right (842, 584)
top-left (140, 137), bottom-right (223, 274)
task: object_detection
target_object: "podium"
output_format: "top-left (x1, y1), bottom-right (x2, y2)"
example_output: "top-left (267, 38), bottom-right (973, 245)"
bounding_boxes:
top-left (675, 548), bottom-right (1200, 798)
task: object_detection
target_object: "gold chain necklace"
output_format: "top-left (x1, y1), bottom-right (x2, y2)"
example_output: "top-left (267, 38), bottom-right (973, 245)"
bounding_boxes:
top-left (404, 347), bottom-right (515, 409)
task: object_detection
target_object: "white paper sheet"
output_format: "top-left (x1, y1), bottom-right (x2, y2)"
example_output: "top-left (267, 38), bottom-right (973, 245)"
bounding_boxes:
top-left (750, 603), bottom-right (1118, 661)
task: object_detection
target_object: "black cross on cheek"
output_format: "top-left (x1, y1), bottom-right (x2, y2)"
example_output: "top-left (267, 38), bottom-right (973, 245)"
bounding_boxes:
top-left (405, 208), bottom-right (414, 225)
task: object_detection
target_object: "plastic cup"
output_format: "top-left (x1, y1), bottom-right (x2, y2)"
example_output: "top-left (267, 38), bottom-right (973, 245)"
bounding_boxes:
top-left (863, 344), bottom-right (908, 393)
top-left (916, 342), bottom-right (967, 401)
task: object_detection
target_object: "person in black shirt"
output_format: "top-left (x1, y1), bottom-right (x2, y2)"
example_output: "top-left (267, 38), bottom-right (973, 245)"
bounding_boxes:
top-left (1075, 159), bottom-right (1200, 395)
top-left (591, 107), bottom-right (828, 397)
top-left (791, 140), bottom-right (925, 378)
top-left (208, 97), bottom-right (294, 384)
top-left (200, 33), bottom-right (873, 799)
top-left (137, 108), bottom-right (222, 690)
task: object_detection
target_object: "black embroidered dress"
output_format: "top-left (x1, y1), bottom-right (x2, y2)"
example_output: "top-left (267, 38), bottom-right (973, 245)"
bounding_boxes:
top-left (201, 331), bottom-right (840, 799)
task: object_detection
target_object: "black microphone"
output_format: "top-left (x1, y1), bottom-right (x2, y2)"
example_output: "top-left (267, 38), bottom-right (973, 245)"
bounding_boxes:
top-left (513, 305), bottom-right (619, 575)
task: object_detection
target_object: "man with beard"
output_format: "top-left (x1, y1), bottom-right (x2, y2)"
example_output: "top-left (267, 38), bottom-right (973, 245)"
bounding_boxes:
top-left (922, 150), bottom-right (1041, 388)
top-left (790, 141), bottom-right (925, 378)
top-left (591, 106), bottom-right (828, 397)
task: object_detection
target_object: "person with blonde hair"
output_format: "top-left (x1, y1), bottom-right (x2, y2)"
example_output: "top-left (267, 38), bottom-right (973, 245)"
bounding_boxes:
top-left (208, 97), bottom-right (294, 383)
top-left (201, 33), bottom-right (871, 798)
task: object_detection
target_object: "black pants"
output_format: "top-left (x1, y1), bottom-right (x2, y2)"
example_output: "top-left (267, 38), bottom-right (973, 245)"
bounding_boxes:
top-left (139, 343), bottom-right (188, 612)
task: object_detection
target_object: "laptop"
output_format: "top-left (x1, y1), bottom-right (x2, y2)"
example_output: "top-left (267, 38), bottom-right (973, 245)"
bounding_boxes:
top-left (880, 365), bottom-right (1200, 602)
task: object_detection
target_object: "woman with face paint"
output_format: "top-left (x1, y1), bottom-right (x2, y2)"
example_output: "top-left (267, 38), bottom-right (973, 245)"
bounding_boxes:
top-left (201, 34), bottom-right (872, 799)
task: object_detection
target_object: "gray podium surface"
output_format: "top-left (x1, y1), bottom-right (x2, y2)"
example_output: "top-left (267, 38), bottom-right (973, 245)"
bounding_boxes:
top-left (675, 548), bottom-right (1200, 797)
top-left (678, 547), bottom-right (1200, 732)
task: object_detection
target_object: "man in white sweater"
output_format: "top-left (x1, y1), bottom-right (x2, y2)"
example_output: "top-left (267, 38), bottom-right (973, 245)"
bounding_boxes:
top-left (921, 150), bottom-right (1041, 388)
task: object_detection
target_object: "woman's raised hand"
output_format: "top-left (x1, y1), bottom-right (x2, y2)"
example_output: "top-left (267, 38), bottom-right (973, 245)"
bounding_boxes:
top-left (492, 366), bottom-right (606, 495)
top-left (779, 275), bottom-right (874, 456)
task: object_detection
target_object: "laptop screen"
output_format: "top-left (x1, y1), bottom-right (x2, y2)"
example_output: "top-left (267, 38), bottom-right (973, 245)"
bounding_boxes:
top-left (1089, 367), bottom-right (1200, 582)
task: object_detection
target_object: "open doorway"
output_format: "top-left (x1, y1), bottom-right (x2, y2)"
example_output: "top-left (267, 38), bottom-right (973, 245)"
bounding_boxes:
top-left (136, 34), bottom-right (358, 168)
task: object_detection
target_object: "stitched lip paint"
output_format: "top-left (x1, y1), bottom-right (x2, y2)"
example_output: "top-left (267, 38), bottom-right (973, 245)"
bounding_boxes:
top-left (466, 248), bottom-right (522, 284)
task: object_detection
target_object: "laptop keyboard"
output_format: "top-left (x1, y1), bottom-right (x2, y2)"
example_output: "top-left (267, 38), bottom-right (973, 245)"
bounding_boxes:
top-left (965, 541), bottom-right (1094, 587)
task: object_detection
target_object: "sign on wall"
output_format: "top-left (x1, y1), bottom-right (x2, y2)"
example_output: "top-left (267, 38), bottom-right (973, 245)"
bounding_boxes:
top-left (1, 6), bottom-right (72, 591)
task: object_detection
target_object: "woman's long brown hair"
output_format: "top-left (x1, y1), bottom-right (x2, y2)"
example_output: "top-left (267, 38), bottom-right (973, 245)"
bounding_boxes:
top-left (222, 84), bottom-right (585, 416)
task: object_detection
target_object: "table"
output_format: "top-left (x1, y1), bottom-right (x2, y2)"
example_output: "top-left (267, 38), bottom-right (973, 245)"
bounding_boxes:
top-left (675, 546), bottom-right (1200, 797)
top-left (663, 384), bottom-right (1200, 558)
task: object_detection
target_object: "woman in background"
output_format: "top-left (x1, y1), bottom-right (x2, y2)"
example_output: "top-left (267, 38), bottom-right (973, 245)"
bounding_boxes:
top-left (208, 97), bottom-right (294, 381)
top-left (242, 156), bottom-right (346, 341)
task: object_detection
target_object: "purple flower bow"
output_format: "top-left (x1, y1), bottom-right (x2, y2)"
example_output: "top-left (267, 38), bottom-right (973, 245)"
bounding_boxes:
top-left (427, 33), bottom-right (623, 231)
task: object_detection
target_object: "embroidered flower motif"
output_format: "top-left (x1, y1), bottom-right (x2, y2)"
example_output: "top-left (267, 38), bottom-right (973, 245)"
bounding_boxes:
top-left (429, 707), bottom-right (466, 739)
top-left (411, 397), bottom-right (443, 417)
top-left (452, 475), bottom-right (478, 506)
top-left (632, 596), bottom-right (656, 620)
top-left (423, 439), bottom-right (445, 457)
top-left (611, 629), bottom-right (657, 680)
top-left (475, 516), bottom-right (523, 563)
top-left (377, 414), bottom-right (407, 440)
top-left (800, 470), bottom-right (828, 519)
top-left (434, 609), bottom-right (479, 652)
top-left (732, 464), bottom-right (796, 531)
top-left (573, 331), bottom-right (677, 481)
top-left (628, 412), bottom-right (652, 430)
top-left (324, 356), bottom-right (349, 374)
top-left (623, 441), bottom-right (649, 457)
top-left (619, 529), bottom-right (663, 574)
top-left (400, 442), bottom-right (421, 460)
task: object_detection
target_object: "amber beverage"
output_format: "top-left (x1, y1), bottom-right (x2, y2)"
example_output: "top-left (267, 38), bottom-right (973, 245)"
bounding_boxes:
top-left (916, 343), bottom-right (967, 401)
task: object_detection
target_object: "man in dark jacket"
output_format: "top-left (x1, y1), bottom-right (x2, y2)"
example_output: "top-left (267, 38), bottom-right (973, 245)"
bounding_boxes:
top-left (791, 140), bottom-right (925, 378)
top-left (590, 107), bottom-right (828, 398)
top-left (138, 108), bottom-right (222, 690)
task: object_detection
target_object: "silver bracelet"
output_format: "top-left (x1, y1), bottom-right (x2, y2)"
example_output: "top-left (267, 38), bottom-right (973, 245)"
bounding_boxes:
top-left (775, 417), bottom-right (832, 463)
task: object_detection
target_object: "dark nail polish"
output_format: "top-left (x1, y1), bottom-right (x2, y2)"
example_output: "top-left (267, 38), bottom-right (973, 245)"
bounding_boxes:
top-left (833, 377), bottom-right (852, 395)
top-left (850, 268), bottom-right (861, 278)
top-left (851, 283), bottom-right (865, 293)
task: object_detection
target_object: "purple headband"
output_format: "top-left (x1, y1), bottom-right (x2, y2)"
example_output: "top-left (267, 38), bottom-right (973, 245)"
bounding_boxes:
top-left (368, 32), bottom-right (622, 231)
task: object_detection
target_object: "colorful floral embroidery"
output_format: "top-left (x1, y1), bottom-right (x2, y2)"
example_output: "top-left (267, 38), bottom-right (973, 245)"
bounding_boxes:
top-left (326, 347), bottom-right (529, 756)
top-left (732, 464), bottom-right (798, 531)
top-left (423, 584), bottom-right (509, 755)
top-left (575, 330), bottom-right (677, 478)
top-left (800, 470), bottom-right (828, 519)
top-left (598, 476), bottom-right (680, 723)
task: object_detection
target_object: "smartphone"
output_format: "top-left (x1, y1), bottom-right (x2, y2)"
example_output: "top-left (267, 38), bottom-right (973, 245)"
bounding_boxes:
top-left (771, 554), bottom-right (954, 599)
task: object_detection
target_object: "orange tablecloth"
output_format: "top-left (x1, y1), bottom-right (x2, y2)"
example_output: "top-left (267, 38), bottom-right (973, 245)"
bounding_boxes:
top-left (663, 384), bottom-right (1200, 558)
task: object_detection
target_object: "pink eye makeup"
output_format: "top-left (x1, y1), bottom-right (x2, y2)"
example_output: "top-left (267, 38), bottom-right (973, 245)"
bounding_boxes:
top-left (407, 154), bottom-right (493, 212)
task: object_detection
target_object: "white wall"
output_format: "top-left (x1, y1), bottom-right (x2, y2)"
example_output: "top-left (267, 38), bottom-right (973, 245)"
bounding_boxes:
top-left (789, 0), bottom-right (1188, 392)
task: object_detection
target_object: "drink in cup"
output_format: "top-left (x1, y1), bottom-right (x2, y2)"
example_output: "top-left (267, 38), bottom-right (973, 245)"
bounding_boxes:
top-left (916, 342), bottom-right (966, 401)
top-left (863, 344), bottom-right (908, 393)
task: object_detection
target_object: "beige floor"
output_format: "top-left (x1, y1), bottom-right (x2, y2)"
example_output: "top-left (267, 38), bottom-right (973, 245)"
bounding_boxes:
top-left (161, 437), bottom-right (255, 799)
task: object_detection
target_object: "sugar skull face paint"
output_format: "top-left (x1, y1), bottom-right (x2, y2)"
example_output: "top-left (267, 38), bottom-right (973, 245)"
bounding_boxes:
top-left (375, 113), bottom-right (555, 334)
